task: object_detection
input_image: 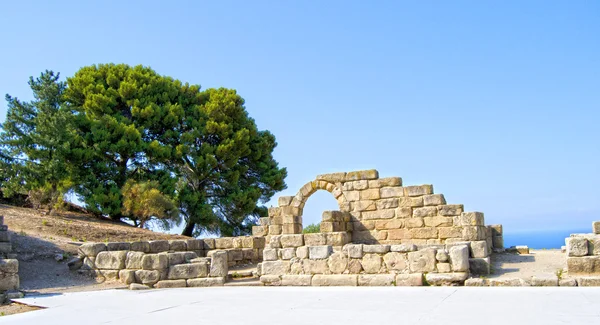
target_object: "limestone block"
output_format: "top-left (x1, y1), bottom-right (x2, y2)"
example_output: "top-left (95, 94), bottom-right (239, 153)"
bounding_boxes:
top-left (168, 263), bottom-right (208, 280)
top-left (279, 234), bottom-right (303, 248)
top-left (129, 241), bottom-right (150, 253)
top-left (531, 275), bottom-right (559, 286)
top-left (369, 177), bottom-right (402, 188)
top-left (125, 251), bottom-right (145, 269)
top-left (345, 169), bottom-right (379, 181)
top-left (413, 207), bottom-right (437, 218)
top-left (404, 185), bottom-right (433, 197)
top-left (438, 205), bottom-right (464, 216)
top-left (492, 236), bottom-right (504, 249)
top-left (282, 224), bottom-right (302, 234)
top-left (361, 253), bottom-right (383, 274)
top-left (358, 274), bottom-right (395, 286)
top-left (488, 278), bottom-right (525, 287)
top-left (95, 251), bottom-right (127, 270)
top-left (258, 217), bottom-right (271, 226)
top-left (303, 259), bottom-right (329, 274)
top-left (469, 257), bottom-right (491, 275)
top-left (280, 275), bottom-right (312, 286)
top-left (490, 224), bottom-right (503, 236)
top-left (0, 272), bottom-right (18, 291)
top-left (362, 210), bottom-right (395, 220)
top-left (516, 245), bottom-right (530, 254)
top-left (261, 261), bottom-right (291, 275)
top-left (459, 212), bottom-right (485, 226)
top-left (344, 259), bottom-right (361, 274)
top-left (0, 259), bottom-right (18, 273)
top-left (325, 232), bottom-right (349, 246)
top-left (209, 250), bottom-right (228, 277)
top-left (408, 249), bottom-right (436, 273)
top-left (312, 274), bottom-right (358, 286)
top-left (146, 240), bottom-right (169, 253)
top-left (391, 244), bottom-right (417, 253)
top-left (135, 270), bottom-right (161, 285)
top-left (405, 218), bottom-right (424, 228)
top-left (592, 221), bottom-right (600, 234)
top-left (118, 270), bottom-right (136, 285)
top-left (383, 252), bottom-right (407, 271)
top-left (155, 279), bottom-right (187, 288)
top-left (316, 171), bottom-right (347, 182)
top-left (436, 263), bottom-right (451, 273)
top-left (352, 200), bottom-right (377, 212)
top-left (567, 237), bottom-right (589, 257)
top-left (363, 245), bottom-right (390, 254)
top-left (309, 246), bottom-right (333, 259)
top-left (462, 226), bottom-right (487, 241)
top-left (410, 227), bottom-right (438, 239)
top-left (376, 198), bottom-right (399, 210)
top-left (263, 248), bottom-right (279, 261)
top-left (252, 226), bottom-right (268, 237)
top-left (559, 278), bottom-right (577, 287)
top-left (278, 196), bottom-right (294, 207)
top-left (345, 244), bottom-right (363, 258)
top-left (79, 243), bottom-right (107, 257)
top-left (280, 248), bottom-right (296, 260)
top-left (423, 194), bottom-right (446, 206)
top-left (352, 221), bottom-right (374, 231)
top-left (267, 235), bottom-right (282, 248)
top-left (203, 238), bottom-right (216, 250)
top-left (349, 180), bottom-right (366, 190)
top-left (168, 252), bottom-right (198, 265)
top-left (395, 273), bottom-right (423, 286)
top-left (190, 257), bottom-right (210, 265)
top-left (166, 240), bottom-right (186, 251)
top-left (395, 207), bottom-right (412, 218)
top-left (438, 227), bottom-right (462, 239)
top-left (387, 229), bottom-right (411, 240)
top-left (345, 191), bottom-right (360, 202)
top-left (188, 277), bottom-right (225, 287)
top-left (214, 238), bottom-right (232, 249)
top-left (398, 197), bottom-right (424, 208)
top-left (465, 278), bottom-right (487, 286)
top-left (129, 283), bottom-right (151, 290)
top-left (567, 256), bottom-right (600, 274)
top-left (423, 216), bottom-right (452, 227)
top-left (436, 251), bottom-right (449, 262)
top-left (296, 246), bottom-right (309, 259)
top-left (577, 277), bottom-right (600, 286)
top-left (328, 252), bottom-right (348, 274)
top-left (470, 241), bottom-right (489, 258)
top-left (449, 245), bottom-right (469, 272)
top-left (82, 257), bottom-right (95, 270)
top-left (380, 187), bottom-right (404, 199)
top-left (425, 272), bottom-right (468, 286)
top-left (106, 242), bottom-right (130, 251)
top-left (141, 253), bottom-right (168, 270)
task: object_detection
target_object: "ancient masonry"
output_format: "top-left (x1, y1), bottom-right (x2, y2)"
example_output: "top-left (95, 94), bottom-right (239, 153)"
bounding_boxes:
top-left (565, 221), bottom-right (600, 285)
top-left (76, 169), bottom-right (505, 287)
top-left (0, 215), bottom-right (20, 298)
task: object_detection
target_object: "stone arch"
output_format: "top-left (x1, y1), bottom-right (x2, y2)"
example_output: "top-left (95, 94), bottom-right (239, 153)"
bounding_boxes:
top-left (289, 180), bottom-right (349, 216)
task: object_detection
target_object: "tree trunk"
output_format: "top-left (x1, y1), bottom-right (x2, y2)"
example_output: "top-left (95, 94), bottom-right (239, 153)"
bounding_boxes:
top-left (181, 220), bottom-right (195, 237)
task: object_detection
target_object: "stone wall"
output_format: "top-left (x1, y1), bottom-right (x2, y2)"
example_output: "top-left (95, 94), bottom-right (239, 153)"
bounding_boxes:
top-left (75, 240), bottom-right (230, 289)
top-left (0, 215), bottom-right (19, 295)
top-left (566, 221), bottom-right (600, 275)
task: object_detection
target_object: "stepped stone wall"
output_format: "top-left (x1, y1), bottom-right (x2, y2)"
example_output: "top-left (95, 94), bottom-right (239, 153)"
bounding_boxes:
top-left (566, 221), bottom-right (600, 275)
top-left (0, 216), bottom-right (19, 294)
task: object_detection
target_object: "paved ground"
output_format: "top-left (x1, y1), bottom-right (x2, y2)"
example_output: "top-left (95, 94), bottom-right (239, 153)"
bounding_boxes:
top-left (4, 287), bottom-right (600, 324)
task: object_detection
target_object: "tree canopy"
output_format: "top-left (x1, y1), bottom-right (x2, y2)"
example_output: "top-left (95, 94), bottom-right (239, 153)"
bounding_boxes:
top-left (1, 64), bottom-right (287, 236)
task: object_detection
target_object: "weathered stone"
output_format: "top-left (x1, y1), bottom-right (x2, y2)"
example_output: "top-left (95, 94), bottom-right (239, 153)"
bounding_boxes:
top-left (380, 187), bottom-right (404, 199)
top-left (591, 221), bottom-right (600, 235)
top-left (149, 240), bottom-right (170, 253)
top-left (488, 278), bottom-right (524, 287)
top-left (465, 278), bottom-right (487, 286)
top-left (396, 273), bottom-right (423, 286)
top-left (167, 252), bottom-right (198, 265)
top-left (312, 274), bottom-right (358, 286)
top-left (383, 252), bottom-right (407, 271)
top-left (567, 237), bottom-right (589, 257)
top-left (280, 234), bottom-right (304, 247)
top-left (278, 196), bottom-right (294, 207)
top-left (438, 205), bottom-right (464, 216)
top-left (413, 207), bottom-right (437, 218)
top-left (215, 237), bottom-right (233, 249)
top-left (267, 235), bottom-right (282, 248)
top-left (423, 216), bottom-right (452, 227)
top-left (361, 253), bottom-right (383, 274)
top-left (345, 244), bottom-right (363, 258)
top-left (470, 241), bottom-right (489, 258)
top-left (95, 251), bottom-right (127, 269)
top-left (325, 232), bottom-right (349, 246)
top-left (362, 210), bottom-right (395, 220)
top-left (395, 207), bottom-right (413, 218)
top-left (408, 249), bottom-right (436, 273)
top-left (155, 279), bottom-right (187, 288)
top-left (376, 198), bottom-right (399, 210)
top-left (117, 270), bottom-right (135, 285)
top-left (391, 244), bottom-right (417, 253)
top-left (67, 257), bottom-right (83, 271)
top-left (309, 246), bottom-right (333, 259)
top-left (141, 253), bottom-right (168, 270)
top-left (95, 269), bottom-right (120, 280)
top-left (0, 273), bottom-right (18, 291)
top-left (345, 191), bottom-right (360, 202)
top-left (531, 275), bottom-right (558, 286)
top-left (576, 277), bottom-right (600, 286)
top-left (0, 259), bottom-right (18, 273)
top-left (187, 277), bottom-right (225, 287)
top-left (358, 274), bottom-right (395, 286)
top-left (107, 242), bottom-right (130, 251)
top-left (130, 241), bottom-right (150, 253)
top-left (410, 227), bottom-right (438, 239)
top-left (363, 245), bottom-right (390, 254)
top-left (0, 230), bottom-right (9, 242)
top-left (567, 256), bottom-right (600, 274)
top-left (423, 194), bottom-right (446, 206)
top-left (202, 238), bottom-right (216, 250)
top-left (303, 259), bottom-right (329, 274)
top-left (462, 226), bottom-right (487, 241)
top-left (345, 170), bottom-right (378, 181)
top-left (449, 245), bottom-right (469, 272)
top-left (559, 278), bottom-right (577, 287)
top-left (404, 185), bottom-right (433, 197)
top-left (469, 257), bottom-right (491, 275)
top-left (405, 218), bottom-right (424, 228)
top-left (492, 236), bottom-right (504, 249)
top-left (281, 275), bottom-right (312, 286)
top-left (261, 261), bottom-right (291, 275)
top-left (436, 262), bottom-right (451, 273)
top-left (328, 252), bottom-right (348, 274)
top-left (352, 200), bottom-right (377, 212)
top-left (425, 272), bottom-right (468, 286)
top-left (125, 251), bottom-right (145, 269)
top-left (79, 243), bottom-right (106, 257)
top-left (296, 246), bottom-right (309, 259)
top-left (129, 283), bottom-right (151, 290)
top-left (167, 240), bottom-right (186, 251)
top-left (280, 248), bottom-right (296, 260)
top-left (359, 188), bottom-right (380, 200)
top-left (436, 251), bottom-right (449, 262)
top-left (459, 212), bottom-right (485, 226)
top-left (209, 250), bottom-right (228, 277)
top-left (264, 248), bottom-right (279, 261)
top-left (252, 226), bottom-right (268, 237)
top-left (135, 270), bottom-right (161, 285)
top-left (185, 239), bottom-right (202, 251)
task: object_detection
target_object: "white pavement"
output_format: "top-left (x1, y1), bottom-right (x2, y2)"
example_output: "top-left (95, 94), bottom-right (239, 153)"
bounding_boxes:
top-left (4, 287), bottom-right (600, 324)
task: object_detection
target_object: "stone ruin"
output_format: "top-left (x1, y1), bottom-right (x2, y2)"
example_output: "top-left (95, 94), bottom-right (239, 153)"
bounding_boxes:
top-left (565, 221), bottom-right (600, 285)
top-left (0, 215), bottom-right (20, 299)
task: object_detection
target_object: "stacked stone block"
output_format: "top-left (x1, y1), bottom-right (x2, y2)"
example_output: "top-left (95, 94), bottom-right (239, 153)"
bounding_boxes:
top-left (75, 239), bottom-right (231, 289)
top-left (0, 216), bottom-right (19, 293)
top-left (258, 242), bottom-right (471, 286)
top-left (566, 221), bottom-right (600, 276)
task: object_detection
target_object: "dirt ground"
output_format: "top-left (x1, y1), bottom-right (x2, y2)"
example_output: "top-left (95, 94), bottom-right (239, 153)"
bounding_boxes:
top-left (489, 249), bottom-right (568, 280)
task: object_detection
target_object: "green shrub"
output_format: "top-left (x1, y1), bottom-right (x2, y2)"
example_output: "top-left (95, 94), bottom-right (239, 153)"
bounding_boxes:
top-left (303, 223), bottom-right (321, 234)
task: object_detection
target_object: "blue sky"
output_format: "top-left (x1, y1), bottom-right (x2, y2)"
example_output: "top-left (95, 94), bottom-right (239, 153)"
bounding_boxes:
top-left (1, 1), bottom-right (598, 236)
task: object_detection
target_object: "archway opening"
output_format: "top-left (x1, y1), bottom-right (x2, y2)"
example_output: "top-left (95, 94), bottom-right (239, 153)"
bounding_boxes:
top-left (300, 190), bottom-right (340, 233)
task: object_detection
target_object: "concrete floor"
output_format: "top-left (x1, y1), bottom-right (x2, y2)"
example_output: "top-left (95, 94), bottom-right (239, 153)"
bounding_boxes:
top-left (5, 287), bottom-right (600, 324)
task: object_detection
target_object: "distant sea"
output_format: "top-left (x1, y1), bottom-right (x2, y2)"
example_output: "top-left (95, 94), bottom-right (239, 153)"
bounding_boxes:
top-left (503, 228), bottom-right (589, 249)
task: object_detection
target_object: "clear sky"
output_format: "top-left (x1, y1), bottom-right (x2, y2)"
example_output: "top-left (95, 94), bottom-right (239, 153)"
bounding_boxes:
top-left (1, 1), bottom-right (598, 235)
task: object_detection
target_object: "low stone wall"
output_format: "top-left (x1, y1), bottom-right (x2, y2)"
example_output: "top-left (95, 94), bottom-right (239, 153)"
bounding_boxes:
top-left (76, 240), bottom-right (229, 289)
top-left (566, 221), bottom-right (600, 275)
top-left (0, 216), bottom-right (19, 295)
top-left (258, 242), bottom-right (477, 286)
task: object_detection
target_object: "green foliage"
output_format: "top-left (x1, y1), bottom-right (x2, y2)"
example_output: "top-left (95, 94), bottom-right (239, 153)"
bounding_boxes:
top-left (0, 71), bottom-right (72, 209)
top-left (121, 179), bottom-right (178, 228)
top-left (303, 223), bottom-right (321, 234)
